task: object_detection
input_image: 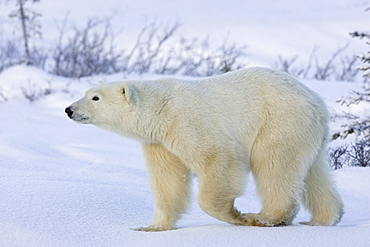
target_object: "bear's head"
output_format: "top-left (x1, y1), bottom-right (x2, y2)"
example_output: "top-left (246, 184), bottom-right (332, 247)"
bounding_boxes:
top-left (66, 81), bottom-right (167, 142)
top-left (65, 82), bottom-right (133, 127)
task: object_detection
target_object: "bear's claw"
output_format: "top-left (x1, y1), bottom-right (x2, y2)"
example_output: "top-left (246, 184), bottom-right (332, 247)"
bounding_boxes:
top-left (241, 213), bottom-right (289, 227)
top-left (133, 226), bottom-right (173, 232)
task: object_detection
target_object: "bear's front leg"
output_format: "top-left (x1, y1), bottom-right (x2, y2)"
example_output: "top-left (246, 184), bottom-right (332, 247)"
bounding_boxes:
top-left (135, 143), bottom-right (191, 232)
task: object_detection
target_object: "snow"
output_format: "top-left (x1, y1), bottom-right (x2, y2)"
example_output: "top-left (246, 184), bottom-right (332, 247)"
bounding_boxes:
top-left (1, 0), bottom-right (370, 246)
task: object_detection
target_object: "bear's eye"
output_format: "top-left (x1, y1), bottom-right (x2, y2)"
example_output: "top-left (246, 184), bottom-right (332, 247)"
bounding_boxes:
top-left (92, 96), bottom-right (99, 101)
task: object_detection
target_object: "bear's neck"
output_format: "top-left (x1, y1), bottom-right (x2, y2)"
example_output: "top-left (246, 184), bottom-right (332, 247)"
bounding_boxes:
top-left (123, 89), bottom-right (173, 144)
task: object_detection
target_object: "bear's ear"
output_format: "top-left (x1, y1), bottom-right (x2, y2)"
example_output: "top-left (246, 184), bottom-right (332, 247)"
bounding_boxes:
top-left (98, 80), bottom-right (105, 85)
top-left (121, 83), bottom-right (131, 102)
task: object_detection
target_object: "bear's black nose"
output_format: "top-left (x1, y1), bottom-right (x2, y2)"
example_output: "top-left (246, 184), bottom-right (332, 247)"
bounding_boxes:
top-left (65, 107), bottom-right (73, 118)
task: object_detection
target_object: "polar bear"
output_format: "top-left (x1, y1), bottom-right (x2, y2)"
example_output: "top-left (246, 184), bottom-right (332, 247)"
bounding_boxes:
top-left (65, 67), bottom-right (344, 231)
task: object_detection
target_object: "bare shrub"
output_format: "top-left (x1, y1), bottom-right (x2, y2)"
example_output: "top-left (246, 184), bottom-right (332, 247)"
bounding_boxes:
top-left (313, 45), bottom-right (348, 80)
top-left (167, 36), bottom-right (213, 76)
top-left (336, 55), bottom-right (359, 82)
top-left (29, 45), bottom-right (48, 70)
top-left (51, 17), bottom-right (122, 78)
top-left (329, 145), bottom-right (349, 169)
top-left (329, 139), bottom-right (370, 169)
top-left (0, 37), bottom-right (47, 72)
top-left (273, 45), bottom-right (359, 81)
top-left (195, 37), bottom-right (246, 76)
top-left (21, 80), bottom-right (54, 102)
top-left (349, 139), bottom-right (370, 167)
top-left (0, 38), bottom-right (23, 73)
top-left (122, 21), bottom-right (247, 76)
top-left (0, 86), bottom-right (8, 102)
top-left (161, 36), bottom-right (246, 76)
top-left (273, 55), bottom-right (306, 78)
top-left (49, 17), bottom-right (247, 78)
top-left (122, 21), bottom-right (181, 75)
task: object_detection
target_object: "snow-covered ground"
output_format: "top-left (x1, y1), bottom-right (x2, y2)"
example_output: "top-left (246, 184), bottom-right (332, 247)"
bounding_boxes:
top-left (1, 0), bottom-right (370, 246)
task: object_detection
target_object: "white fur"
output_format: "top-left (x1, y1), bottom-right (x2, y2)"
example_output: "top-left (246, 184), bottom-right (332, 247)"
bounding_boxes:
top-left (67, 67), bottom-right (344, 231)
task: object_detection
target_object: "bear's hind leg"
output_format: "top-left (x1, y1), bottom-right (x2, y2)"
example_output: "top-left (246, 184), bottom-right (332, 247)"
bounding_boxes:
top-left (245, 169), bottom-right (301, 227)
top-left (135, 143), bottom-right (191, 232)
top-left (301, 148), bottom-right (344, 226)
top-left (247, 142), bottom-right (305, 227)
top-left (197, 154), bottom-right (247, 226)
